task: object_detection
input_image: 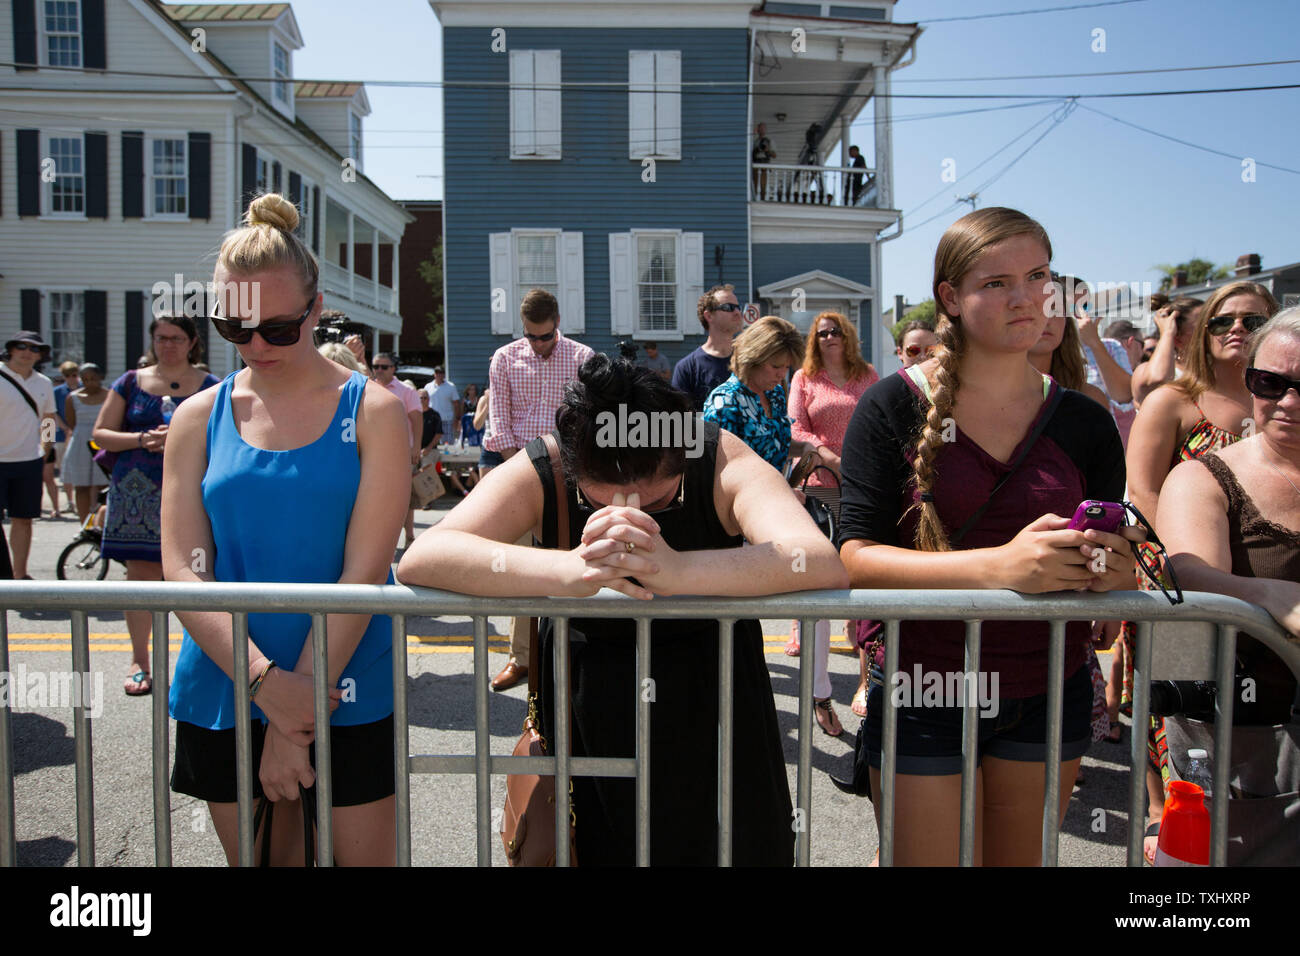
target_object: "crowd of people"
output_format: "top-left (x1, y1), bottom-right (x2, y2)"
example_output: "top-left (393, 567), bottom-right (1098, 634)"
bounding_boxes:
top-left (3, 191), bottom-right (1297, 867)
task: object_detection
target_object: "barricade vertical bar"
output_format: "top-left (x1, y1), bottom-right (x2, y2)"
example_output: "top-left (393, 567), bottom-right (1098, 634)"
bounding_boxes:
top-left (311, 613), bottom-right (333, 866)
top-left (879, 619), bottom-right (900, 866)
top-left (795, 617), bottom-right (816, 867)
top-left (1210, 624), bottom-right (1237, 868)
top-left (392, 614), bottom-right (412, 867)
top-left (0, 608), bottom-right (15, 866)
top-left (150, 611), bottom-right (172, 866)
top-left (472, 615), bottom-right (491, 867)
top-left (69, 610), bottom-right (94, 865)
top-left (717, 617), bottom-right (736, 867)
top-left (1040, 619), bottom-right (1066, 866)
top-left (635, 616), bottom-right (651, 867)
top-left (553, 617), bottom-right (572, 868)
top-left (231, 612), bottom-right (254, 866)
top-left (958, 620), bottom-right (982, 867)
top-left (1126, 621), bottom-right (1154, 866)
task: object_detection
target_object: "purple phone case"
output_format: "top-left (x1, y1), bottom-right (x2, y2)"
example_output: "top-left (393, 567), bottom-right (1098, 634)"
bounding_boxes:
top-left (1068, 500), bottom-right (1125, 533)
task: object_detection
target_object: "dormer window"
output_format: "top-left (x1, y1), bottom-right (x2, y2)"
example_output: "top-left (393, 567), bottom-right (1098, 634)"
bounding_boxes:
top-left (273, 42), bottom-right (291, 104)
top-left (43, 0), bottom-right (82, 67)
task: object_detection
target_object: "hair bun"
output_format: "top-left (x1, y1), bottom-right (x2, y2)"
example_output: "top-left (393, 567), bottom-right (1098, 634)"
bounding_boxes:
top-left (578, 352), bottom-right (637, 405)
top-left (246, 193), bottom-right (299, 233)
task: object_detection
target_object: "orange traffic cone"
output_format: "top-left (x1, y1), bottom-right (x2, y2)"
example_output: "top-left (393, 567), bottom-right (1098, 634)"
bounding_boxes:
top-left (1153, 780), bottom-right (1210, 867)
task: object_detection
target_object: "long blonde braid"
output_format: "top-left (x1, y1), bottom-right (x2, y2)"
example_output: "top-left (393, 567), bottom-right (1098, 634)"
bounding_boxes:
top-left (910, 317), bottom-right (965, 551)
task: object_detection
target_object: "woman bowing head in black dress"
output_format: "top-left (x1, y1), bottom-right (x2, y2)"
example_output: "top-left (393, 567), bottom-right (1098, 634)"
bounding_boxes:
top-left (399, 354), bottom-right (848, 865)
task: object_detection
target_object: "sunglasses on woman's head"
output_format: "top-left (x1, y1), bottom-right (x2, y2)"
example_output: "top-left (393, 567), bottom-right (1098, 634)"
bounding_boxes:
top-left (1206, 313), bottom-right (1269, 337)
top-left (211, 298), bottom-right (314, 346)
top-left (1245, 367), bottom-right (1300, 401)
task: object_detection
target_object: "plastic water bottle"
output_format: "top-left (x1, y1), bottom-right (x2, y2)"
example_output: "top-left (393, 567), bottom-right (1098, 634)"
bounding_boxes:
top-left (1185, 748), bottom-right (1213, 804)
top-left (160, 396), bottom-right (176, 424)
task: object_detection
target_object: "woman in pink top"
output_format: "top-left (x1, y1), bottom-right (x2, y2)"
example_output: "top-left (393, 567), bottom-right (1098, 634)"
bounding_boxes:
top-left (788, 311), bottom-right (878, 733)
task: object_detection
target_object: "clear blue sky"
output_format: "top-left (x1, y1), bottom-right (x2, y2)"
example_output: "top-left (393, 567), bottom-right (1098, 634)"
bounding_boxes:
top-left (286, 0), bottom-right (1300, 314)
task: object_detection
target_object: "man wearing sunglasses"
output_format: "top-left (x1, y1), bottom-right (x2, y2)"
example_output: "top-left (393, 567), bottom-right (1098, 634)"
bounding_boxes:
top-left (671, 283), bottom-right (750, 410)
top-left (484, 287), bottom-right (595, 691)
top-left (0, 331), bottom-right (57, 580)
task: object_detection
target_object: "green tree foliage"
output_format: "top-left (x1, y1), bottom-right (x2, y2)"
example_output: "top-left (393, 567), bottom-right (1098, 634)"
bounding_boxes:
top-left (1151, 258), bottom-right (1230, 292)
top-left (417, 242), bottom-right (445, 357)
top-left (891, 299), bottom-right (935, 345)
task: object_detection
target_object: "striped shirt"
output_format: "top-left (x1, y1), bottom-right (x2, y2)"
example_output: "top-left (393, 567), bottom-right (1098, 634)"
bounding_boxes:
top-left (484, 331), bottom-right (595, 452)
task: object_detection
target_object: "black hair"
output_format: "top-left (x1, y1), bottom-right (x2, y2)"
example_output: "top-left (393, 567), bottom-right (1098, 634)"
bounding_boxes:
top-left (147, 314), bottom-right (203, 365)
top-left (556, 353), bottom-right (694, 486)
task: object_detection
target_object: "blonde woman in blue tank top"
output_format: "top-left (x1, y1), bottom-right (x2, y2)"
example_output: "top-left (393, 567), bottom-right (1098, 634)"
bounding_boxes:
top-left (161, 194), bottom-right (410, 865)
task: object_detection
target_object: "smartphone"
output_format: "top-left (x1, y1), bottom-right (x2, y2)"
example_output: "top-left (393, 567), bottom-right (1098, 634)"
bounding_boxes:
top-left (1068, 500), bottom-right (1125, 534)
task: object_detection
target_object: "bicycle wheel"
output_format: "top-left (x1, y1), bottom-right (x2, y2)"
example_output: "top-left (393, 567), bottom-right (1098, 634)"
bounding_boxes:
top-left (57, 536), bottom-right (110, 581)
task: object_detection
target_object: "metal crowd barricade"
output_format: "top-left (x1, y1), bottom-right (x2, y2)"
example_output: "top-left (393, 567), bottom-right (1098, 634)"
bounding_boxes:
top-left (1, 581), bottom-right (1298, 867)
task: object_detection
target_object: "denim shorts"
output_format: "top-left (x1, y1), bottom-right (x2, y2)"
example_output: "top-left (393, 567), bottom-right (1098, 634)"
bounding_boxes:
top-left (863, 662), bottom-right (1092, 775)
top-left (478, 448), bottom-right (504, 469)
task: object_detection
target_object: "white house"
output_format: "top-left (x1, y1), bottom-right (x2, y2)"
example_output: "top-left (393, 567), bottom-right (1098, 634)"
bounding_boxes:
top-left (1, 0), bottom-right (412, 378)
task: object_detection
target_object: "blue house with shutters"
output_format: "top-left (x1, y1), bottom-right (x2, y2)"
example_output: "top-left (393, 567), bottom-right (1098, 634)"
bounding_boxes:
top-left (431, 0), bottom-right (921, 390)
top-left (1, 0), bottom-right (410, 378)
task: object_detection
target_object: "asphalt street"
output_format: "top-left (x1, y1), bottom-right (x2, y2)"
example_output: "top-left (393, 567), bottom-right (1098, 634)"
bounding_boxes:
top-left (3, 500), bottom-right (1138, 866)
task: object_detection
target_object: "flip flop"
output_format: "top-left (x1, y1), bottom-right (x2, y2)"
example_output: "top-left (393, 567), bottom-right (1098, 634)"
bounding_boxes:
top-left (784, 636), bottom-right (800, 657)
top-left (124, 669), bottom-right (152, 696)
top-left (851, 686), bottom-right (868, 718)
top-left (1106, 721), bottom-right (1123, 743)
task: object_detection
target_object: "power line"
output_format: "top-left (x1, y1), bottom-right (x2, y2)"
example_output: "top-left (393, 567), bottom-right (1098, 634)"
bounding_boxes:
top-left (890, 57), bottom-right (1300, 83)
top-left (915, 0), bottom-right (1150, 24)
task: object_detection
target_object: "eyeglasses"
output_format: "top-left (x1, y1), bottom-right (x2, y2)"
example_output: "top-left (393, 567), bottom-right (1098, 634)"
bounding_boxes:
top-left (211, 298), bottom-right (314, 346)
top-left (371, 363), bottom-right (394, 371)
top-left (1245, 367), bottom-right (1300, 401)
top-left (904, 345), bottom-right (936, 358)
top-left (153, 334), bottom-right (190, 345)
top-left (523, 329), bottom-right (557, 342)
top-left (711, 303), bottom-right (742, 313)
top-left (816, 328), bottom-right (843, 340)
top-left (1121, 501), bottom-right (1184, 606)
top-left (1207, 313), bottom-right (1269, 337)
top-left (574, 473), bottom-right (686, 518)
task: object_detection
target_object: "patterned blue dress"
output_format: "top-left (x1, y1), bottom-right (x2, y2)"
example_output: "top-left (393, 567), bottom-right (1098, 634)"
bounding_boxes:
top-left (101, 369), bottom-right (219, 562)
top-left (701, 373), bottom-right (792, 472)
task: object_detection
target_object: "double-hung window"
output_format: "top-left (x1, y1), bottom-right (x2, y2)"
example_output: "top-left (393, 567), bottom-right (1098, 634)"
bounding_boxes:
top-left (148, 135), bottom-right (187, 217)
top-left (45, 133), bottom-right (85, 216)
top-left (46, 291), bottom-right (85, 365)
top-left (297, 177), bottom-right (315, 245)
top-left (608, 230), bottom-right (703, 340)
top-left (273, 42), bottom-right (291, 104)
top-left (43, 0), bottom-right (82, 68)
top-left (636, 234), bottom-right (678, 334)
top-left (509, 50), bottom-right (561, 159)
top-left (488, 230), bottom-right (585, 336)
top-left (349, 112), bottom-right (362, 167)
top-left (628, 51), bottom-right (681, 160)
top-left (515, 233), bottom-right (560, 310)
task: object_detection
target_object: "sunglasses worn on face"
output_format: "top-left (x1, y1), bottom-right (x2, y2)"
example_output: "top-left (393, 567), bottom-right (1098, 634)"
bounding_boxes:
top-left (711, 303), bottom-right (741, 313)
top-left (1245, 367), bottom-right (1300, 401)
top-left (9, 342), bottom-right (39, 352)
top-left (1207, 313), bottom-right (1269, 337)
top-left (524, 329), bottom-right (557, 342)
top-left (574, 473), bottom-right (686, 518)
top-left (371, 363), bottom-right (394, 371)
top-left (904, 345), bottom-right (936, 358)
top-left (816, 328), bottom-right (843, 340)
top-left (211, 299), bottom-right (314, 347)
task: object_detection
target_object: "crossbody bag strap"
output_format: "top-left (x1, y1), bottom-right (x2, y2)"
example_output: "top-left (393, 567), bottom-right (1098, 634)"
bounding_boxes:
top-left (526, 433), bottom-right (570, 699)
top-left (0, 364), bottom-right (41, 421)
top-left (949, 384), bottom-right (1065, 547)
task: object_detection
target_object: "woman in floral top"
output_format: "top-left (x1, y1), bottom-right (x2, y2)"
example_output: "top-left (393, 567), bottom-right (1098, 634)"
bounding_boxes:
top-left (788, 311), bottom-right (878, 730)
top-left (702, 316), bottom-right (805, 471)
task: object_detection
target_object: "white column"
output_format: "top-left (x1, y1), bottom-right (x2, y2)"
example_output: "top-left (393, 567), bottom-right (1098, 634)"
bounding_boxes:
top-left (872, 64), bottom-right (893, 209)
top-left (840, 115), bottom-right (851, 206)
top-left (347, 211), bottom-right (355, 301)
top-left (392, 238), bottom-right (401, 315)
top-left (371, 225), bottom-right (380, 308)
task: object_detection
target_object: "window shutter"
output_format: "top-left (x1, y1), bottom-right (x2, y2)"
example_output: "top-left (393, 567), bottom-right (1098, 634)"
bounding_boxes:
top-left (82, 0), bottom-right (106, 71)
top-left (12, 0), bottom-right (36, 71)
top-left (84, 290), bottom-right (107, 369)
top-left (121, 131), bottom-right (143, 218)
top-left (311, 186), bottom-right (320, 252)
top-left (125, 291), bottom-right (144, 371)
top-left (509, 51), bottom-right (535, 157)
top-left (85, 132), bottom-right (108, 219)
top-left (680, 232), bottom-right (704, 337)
top-left (288, 170), bottom-right (301, 207)
top-left (559, 231), bottom-right (584, 334)
top-left (240, 143), bottom-right (258, 213)
top-left (628, 52), bottom-right (656, 160)
top-left (271, 160), bottom-right (282, 195)
top-left (17, 128), bottom-right (39, 216)
top-left (533, 51), bottom-right (561, 159)
top-left (195, 291), bottom-right (211, 361)
top-left (188, 132), bottom-right (211, 220)
top-left (21, 289), bottom-right (41, 333)
top-left (608, 232), bottom-right (635, 335)
top-left (488, 232), bottom-right (514, 335)
top-left (654, 52), bottom-right (681, 160)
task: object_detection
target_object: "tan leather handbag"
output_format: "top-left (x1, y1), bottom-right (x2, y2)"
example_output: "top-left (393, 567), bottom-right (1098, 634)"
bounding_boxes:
top-left (501, 433), bottom-right (578, 866)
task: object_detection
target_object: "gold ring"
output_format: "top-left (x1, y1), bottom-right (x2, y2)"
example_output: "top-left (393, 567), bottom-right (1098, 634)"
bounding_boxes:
top-left (625, 541), bottom-right (635, 553)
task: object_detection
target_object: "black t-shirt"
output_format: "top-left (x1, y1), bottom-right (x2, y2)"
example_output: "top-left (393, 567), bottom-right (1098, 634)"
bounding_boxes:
top-left (838, 369), bottom-right (1125, 696)
top-left (421, 408), bottom-right (443, 448)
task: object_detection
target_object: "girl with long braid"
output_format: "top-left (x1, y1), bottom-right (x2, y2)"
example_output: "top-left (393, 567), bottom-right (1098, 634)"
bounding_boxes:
top-left (837, 207), bottom-right (1142, 865)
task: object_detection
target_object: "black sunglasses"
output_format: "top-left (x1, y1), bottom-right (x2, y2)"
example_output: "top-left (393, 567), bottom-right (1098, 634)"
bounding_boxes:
top-left (1206, 313), bottom-right (1269, 337)
top-left (1245, 367), bottom-right (1300, 401)
top-left (816, 328), bottom-right (843, 340)
top-left (211, 298), bottom-right (314, 346)
top-left (371, 363), bottom-right (394, 371)
top-left (711, 303), bottom-right (742, 313)
top-left (1120, 501), bottom-right (1184, 606)
top-left (523, 329), bottom-right (557, 342)
top-left (574, 473), bottom-right (686, 518)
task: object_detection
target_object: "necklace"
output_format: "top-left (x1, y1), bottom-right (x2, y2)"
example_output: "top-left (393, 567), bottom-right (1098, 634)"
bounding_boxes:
top-left (1262, 444), bottom-right (1300, 499)
top-left (169, 380), bottom-right (181, 389)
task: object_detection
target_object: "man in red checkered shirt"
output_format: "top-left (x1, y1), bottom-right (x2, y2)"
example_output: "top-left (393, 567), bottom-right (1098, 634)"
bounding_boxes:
top-left (485, 288), bottom-right (594, 691)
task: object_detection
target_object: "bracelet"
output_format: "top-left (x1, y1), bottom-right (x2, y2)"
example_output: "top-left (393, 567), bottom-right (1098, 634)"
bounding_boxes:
top-left (249, 659), bottom-right (277, 699)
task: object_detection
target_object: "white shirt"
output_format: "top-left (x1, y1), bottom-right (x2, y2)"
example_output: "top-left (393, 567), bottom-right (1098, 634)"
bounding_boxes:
top-left (424, 380), bottom-right (460, 424)
top-left (0, 364), bottom-right (55, 462)
top-left (1083, 338), bottom-right (1134, 413)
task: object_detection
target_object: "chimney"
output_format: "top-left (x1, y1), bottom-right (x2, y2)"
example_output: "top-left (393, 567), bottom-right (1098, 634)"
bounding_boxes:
top-left (894, 294), bottom-right (905, 322)
top-left (1234, 253), bottom-right (1261, 277)
top-left (1172, 268), bottom-right (1188, 288)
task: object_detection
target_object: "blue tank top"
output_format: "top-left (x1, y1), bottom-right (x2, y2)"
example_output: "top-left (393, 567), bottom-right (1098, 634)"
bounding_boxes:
top-left (168, 370), bottom-right (394, 729)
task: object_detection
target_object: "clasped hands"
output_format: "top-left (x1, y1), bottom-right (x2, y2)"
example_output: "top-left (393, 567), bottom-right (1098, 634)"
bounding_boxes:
top-left (571, 492), bottom-right (684, 600)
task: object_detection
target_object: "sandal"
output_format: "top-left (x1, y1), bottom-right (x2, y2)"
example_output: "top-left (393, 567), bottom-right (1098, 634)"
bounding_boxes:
top-left (784, 636), bottom-right (800, 657)
top-left (851, 685), bottom-right (868, 718)
top-left (1106, 721), bottom-right (1123, 744)
top-left (814, 697), bottom-right (843, 737)
top-left (1143, 820), bottom-right (1161, 866)
top-left (124, 669), bottom-right (152, 696)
